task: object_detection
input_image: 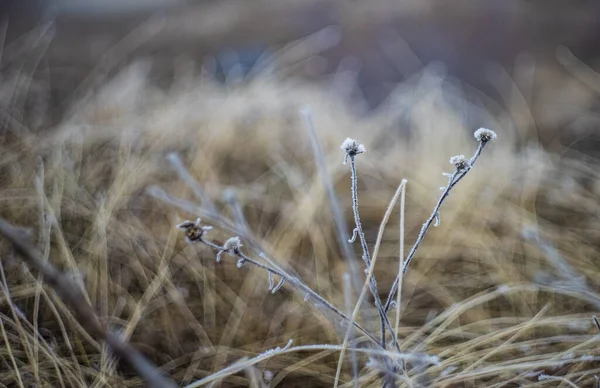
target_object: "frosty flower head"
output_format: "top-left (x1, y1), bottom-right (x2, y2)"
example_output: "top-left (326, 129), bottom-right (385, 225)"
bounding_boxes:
top-left (223, 236), bottom-right (243, 253)
top-left (449, 155), bottom-right (470, 171)
top-left (474, 128), bottom-right (497, 143)
top-left (340, 138), bottom-right (366, 163)
top-left (176, 218), bottom-right (212, 242)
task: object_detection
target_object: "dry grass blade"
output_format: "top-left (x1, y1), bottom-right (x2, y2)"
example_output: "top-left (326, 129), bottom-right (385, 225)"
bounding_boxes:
top-left (2, 32), bottom-right (600, 385)
top-left (0, 218), bottom-right (177, 388)
top-left (537, 374), bottom-right (579, 388)
top-left (185, 343), bottom-right (438, 388)
top-left (393, 181), bottom-right (406, 343)
top-left (333, 179), bottom-right (407, 388)
top-left (302, 107), bottom-right (361, 294)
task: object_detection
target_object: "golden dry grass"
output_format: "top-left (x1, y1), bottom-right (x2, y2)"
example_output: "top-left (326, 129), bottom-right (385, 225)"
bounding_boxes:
top-left (0, 58), bottom-right (600, 387)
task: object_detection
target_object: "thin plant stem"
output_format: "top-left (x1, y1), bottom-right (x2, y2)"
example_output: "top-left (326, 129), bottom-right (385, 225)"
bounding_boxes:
top-left (384, 141), bottom-right (488, 313)
top-left (349, 157), bottom-right (372, 268)
top-left (333, 180), bottom-right (406, 388)
top-left (196, 236), bottom-right (383, 347)
top-left (394, 180), bottom-right (406, 348)
top-left (185, 343), bottom-right (439, 388)
top-left (348, 155), bottom-right (394, 349)
top-left (342, 273), bottom-right (359, 388)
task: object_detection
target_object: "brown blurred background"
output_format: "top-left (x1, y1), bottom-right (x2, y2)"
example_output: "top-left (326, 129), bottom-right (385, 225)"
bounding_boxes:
top-left (2, 2), bottom-right (600, 386)
top-left (2, 0), bottom-right (600, 149)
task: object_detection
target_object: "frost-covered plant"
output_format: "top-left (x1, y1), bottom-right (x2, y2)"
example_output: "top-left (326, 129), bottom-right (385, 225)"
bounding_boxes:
top-left (384, 128), bottom-right (497, 312)
top-left (341, 137), bottom-right (399, 351)
top-left (449, 154), bottom-right (470, 171)
top-left (174, 216), bottom-right (382, 347)
top-left (474, 128), bottom-right (498, 143)
top-left (170, 126), bottom-right (497, 387)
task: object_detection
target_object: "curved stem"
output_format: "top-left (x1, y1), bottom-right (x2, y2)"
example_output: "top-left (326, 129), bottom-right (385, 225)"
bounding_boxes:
top-left (349, 156), bottom-right (399, 351)
top-left (384, 141), bottom-right (488, 313)
top-left (199, 236), bottom-right (383, 348)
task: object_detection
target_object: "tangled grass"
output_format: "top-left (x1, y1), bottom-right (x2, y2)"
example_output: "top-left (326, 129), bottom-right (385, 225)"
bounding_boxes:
top-left (0, 61), bottom-right (599, 387)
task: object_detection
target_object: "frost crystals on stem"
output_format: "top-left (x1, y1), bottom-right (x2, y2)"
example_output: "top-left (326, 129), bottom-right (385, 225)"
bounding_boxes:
top-left (216, 237), bottom-right (243, 262)
top-left (383, 128), bottom-right (498, 315)
top-left (259, 339), bottom-right (294, 357)
top-left (271, 278), bottom-right (286, 294)
top-left (348, 227), bottom-right (358, 243)
top-left (340, 136), bottom-right (399, 352)
top-left (267, 271), bottom-right (285, 293)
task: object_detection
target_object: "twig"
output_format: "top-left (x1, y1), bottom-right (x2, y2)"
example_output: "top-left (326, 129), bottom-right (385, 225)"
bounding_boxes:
top-left (208, 237), bottom-right (382, 344)
top-left (340, 138), bottom-right (398, 350)
top-left (384, 129), bottom-right (496, 313)
top-left (176, 219), bottom-right (383, 347)
top-left (333, 180), bottom-right (407, 388)
top-left (350, 155), bottom-right (402, 349)
top-left (0, 218), bottom-right (177, 388)
top-left (185, 343), bottom-right (439, 388)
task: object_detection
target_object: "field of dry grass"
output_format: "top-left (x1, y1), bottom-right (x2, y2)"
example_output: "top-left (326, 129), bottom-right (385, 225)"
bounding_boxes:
top-left (1, 24), bottom-right (600, 387)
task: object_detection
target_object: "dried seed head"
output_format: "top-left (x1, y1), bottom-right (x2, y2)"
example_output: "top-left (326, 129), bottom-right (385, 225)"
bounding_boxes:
top-left (223, 236), bottom-right (243, 253)
top-left (474, 128), bottom-right (497, 143)
top-left (176, 218), bottom-right (212, 242)
top-left (449, 155), bottom-right (470, 171)
top-left (340, 138), bottom-right (366, 157)
top-left (176, 220), bottom-right (196, 229)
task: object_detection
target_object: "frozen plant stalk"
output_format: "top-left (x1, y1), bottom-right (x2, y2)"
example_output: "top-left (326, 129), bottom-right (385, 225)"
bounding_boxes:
top-left (341, 138), bottom-right (399, 351)
top-left (175, 217), bottom-right (384, 348)
top-left (384, 128), bottom-right (497, 313)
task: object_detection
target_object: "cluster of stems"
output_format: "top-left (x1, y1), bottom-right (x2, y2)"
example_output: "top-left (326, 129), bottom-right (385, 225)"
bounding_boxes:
top-left (340, 129), bottom-right (496, 350)
top-left (176, 127), bottom-right (497, 377)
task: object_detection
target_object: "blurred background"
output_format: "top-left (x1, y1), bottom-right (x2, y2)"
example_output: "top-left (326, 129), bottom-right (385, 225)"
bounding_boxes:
top-left (3, 0), bottom-right (600, 147)
top-left (1, 1), bottom-right (600, 387)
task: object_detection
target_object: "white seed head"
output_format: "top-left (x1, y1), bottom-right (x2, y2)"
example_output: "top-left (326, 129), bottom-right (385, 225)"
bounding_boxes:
top-left (449, 155), bottom-right (470, 170)
top-left (340, 138), bottom-right (366, 156)
top-left (223, 236), bottom-right (243, 253)
top-left (474, 128), bottom-right (497, 143)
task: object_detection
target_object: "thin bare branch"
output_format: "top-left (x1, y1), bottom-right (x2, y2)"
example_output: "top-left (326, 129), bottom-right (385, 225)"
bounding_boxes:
top-left (176, 222), bottom-right (383, 347)
top-left (384, 135), bottom-right (495, 313)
